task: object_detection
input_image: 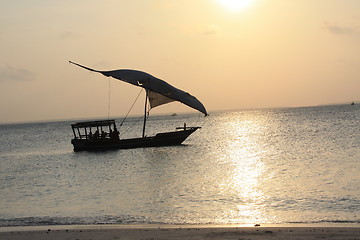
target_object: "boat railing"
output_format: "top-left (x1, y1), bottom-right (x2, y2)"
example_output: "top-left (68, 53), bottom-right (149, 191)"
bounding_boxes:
top-left (71, 119), bottom-right (119, 140)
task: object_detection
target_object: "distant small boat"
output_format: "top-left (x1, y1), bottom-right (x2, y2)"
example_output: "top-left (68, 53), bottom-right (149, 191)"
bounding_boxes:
top-left (69, 61), bottom-right (207, 151)
top-left (351, 102), bottom-right (355, 105)
top-left (171, 113), bottom-right (177, 116)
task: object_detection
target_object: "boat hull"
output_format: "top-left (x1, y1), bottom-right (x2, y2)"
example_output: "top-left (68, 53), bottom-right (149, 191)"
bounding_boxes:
top-left (71, 127), bottom-right (200, 151)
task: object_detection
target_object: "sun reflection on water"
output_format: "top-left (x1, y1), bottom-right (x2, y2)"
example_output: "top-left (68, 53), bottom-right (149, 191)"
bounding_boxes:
top-left (216, 112), bottom-right (272, 223)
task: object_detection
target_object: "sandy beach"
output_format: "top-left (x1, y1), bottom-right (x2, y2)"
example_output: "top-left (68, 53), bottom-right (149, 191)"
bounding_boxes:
top-left (1, 225), bottom-right (359, 240)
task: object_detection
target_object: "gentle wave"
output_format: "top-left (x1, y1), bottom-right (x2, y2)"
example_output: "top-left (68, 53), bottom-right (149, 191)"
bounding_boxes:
top-left (1, 216), bottom-right (360, 227)
top-left (0, 215), bottom-right (153, 227)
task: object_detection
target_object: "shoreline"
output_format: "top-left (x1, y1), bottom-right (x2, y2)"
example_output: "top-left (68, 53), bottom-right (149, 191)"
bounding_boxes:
top-left (1, 224), bottom-right (360, 240)
top-left (1, 222), bottom-right (360, 231)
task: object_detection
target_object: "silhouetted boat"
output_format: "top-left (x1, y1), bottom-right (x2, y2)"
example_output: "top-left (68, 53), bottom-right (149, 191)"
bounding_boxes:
top-left (69, 61), bottom-right (207, 151)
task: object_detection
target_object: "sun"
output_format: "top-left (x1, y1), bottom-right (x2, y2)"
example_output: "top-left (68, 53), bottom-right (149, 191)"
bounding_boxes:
top-left (216, 0), bottom-right (254, 12)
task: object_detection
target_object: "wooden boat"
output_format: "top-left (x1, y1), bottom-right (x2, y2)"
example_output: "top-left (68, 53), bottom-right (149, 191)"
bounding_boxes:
top-left (69, 61), bottom-right (207, 151)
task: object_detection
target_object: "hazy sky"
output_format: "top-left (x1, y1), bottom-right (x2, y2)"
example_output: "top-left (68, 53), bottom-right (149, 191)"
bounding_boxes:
top-left (1, 0), bottom-right (359, 123)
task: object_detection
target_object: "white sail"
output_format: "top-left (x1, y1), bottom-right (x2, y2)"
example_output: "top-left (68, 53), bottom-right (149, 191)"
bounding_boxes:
top-left (69, 61), bottom-right (208, 116)
top-left (148, 91), bottom-right (175, 108)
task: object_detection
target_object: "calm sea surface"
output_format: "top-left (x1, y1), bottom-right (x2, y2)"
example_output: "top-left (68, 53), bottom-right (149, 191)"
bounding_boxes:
top-left (0, 104), bottom-right (359, 227)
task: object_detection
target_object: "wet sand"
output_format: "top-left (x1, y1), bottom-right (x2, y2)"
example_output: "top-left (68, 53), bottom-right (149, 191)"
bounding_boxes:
top-left (1, 225), bottom-right (360, 240)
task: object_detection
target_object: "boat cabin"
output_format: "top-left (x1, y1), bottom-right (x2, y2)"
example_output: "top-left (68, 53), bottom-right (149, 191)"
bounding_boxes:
top-left (71, 120), bottom-right (119, 141)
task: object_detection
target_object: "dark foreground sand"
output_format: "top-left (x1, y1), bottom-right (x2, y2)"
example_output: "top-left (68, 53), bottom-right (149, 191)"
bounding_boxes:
top-left (1, 226), bottom-right (360, 240)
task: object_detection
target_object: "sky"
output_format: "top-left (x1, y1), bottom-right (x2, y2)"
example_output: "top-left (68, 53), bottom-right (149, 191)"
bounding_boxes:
top-left (0, 0), bottom-right (359, 123)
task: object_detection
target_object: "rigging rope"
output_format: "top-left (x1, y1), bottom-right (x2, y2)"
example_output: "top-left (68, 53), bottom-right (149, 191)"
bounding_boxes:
top-left (119, 88), bottom-right (144, 127)
top-left (107, 78), bottom-right (111, 119)
top-left (120, 116), bottom-right (143, 137)
top-left (120, 105), bottom-right (150, 138)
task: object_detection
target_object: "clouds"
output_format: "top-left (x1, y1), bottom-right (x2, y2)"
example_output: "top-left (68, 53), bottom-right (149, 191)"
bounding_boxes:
top-left (0, 65), bottom-right (35, 82)
top-left (59, 31), bottom-right (76, 39)
top-left (202, 24), bottom-right (220, 36)
top-left (323, 22), bottom-right (359, 35)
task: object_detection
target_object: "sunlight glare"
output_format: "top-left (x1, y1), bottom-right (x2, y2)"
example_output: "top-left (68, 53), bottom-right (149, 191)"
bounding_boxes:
top-left (216, 113), bottom-right (270, 223)
top-left (216, 0), bottom-right (254, 12)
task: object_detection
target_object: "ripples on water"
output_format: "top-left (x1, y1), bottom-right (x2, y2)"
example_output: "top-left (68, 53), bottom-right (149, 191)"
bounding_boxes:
top-left (0, 104), bottom-right (359, 226)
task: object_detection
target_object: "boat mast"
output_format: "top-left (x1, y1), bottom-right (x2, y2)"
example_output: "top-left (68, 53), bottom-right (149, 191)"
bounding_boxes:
top-left (142, 90), bottom-right (148, 138)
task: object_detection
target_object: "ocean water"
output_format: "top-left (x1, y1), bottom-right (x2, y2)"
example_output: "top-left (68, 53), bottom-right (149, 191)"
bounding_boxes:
top-left (0, 104), bottom-right (359, 227)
